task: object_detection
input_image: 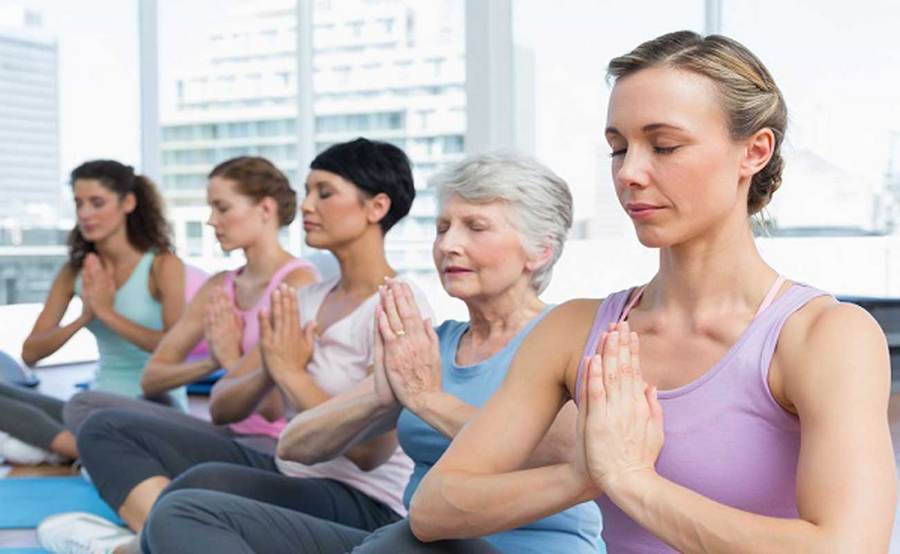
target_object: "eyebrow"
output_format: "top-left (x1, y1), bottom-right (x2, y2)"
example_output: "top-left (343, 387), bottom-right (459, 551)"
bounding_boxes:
top-left (605, 123), bottom-right (687, 136)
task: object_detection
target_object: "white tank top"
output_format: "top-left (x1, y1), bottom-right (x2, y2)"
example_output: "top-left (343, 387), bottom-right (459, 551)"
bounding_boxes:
top-left (275, 277), bottom-right (434, 516)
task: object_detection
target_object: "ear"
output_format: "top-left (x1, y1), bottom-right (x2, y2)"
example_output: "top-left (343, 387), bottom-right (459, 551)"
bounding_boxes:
top-left (739, 128), bottom-right (775, 181)
top-left (365, 192), bottom-right (392, 227)
top-left (258, 196), bottom-right (279, 224)
top-left (524, 241), bottom-right (553, 274)
top-left (121, 192), bottom-right (137, 214)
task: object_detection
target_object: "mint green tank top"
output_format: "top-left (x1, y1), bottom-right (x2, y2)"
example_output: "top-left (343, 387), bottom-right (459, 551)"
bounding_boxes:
top-left (74, 252), bottom-right (187, 408)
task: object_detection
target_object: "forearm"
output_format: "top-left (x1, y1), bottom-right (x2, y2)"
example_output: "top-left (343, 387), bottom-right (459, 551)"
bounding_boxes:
top-left (415, 393), bottom-right (572, 468)
top-left (278, 390), bottom-right (400, 464)
top-left (273, 371), bottom-right (332, 412)
top-left (22, 318), bottom-right (88, 366)
top-left (95, 310), bottom-right (164, 352)
top-left (413, 392), bottom-right (475, 438)
top-left (410, 463), bottom-right (590, 542)
top-left (605, 471), bottom-right (840, 553)
top-left (209, 366), bottom-right (275, 424)
top-left (140, 356), bottom-right (219, 396)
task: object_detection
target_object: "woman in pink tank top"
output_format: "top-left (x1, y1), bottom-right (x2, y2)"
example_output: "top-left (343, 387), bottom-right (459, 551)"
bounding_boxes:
top-left (65, 157), bottom-right (319, 540)
top-left (410, 32), bottom-right (896, 552)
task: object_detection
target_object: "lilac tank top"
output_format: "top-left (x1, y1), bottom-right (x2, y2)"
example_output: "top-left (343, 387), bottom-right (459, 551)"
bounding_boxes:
top-left (223, 258), bottom-right (319, 438)
top-left (576, 281), bottom-right (829, 553)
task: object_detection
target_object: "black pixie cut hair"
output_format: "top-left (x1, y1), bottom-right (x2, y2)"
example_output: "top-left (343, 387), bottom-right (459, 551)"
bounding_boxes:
top-left (310, 137), bottom-right (415, 234)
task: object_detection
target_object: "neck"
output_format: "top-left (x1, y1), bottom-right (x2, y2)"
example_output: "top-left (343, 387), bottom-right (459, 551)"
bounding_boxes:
top-left (241, 231), bottom-right (292, 281)
top-left (648, 213), bottom-right (777, 317)
top-left (92, 226), bottom-right (141, 268)
top-left (465, 279), bottom-right (545, 341)
top-left (330, 228), bottom-right (394, 297)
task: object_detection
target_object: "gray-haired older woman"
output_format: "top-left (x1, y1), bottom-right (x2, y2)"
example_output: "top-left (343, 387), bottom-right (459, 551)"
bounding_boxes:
top-left (141, 153), bottom-right (603, 554)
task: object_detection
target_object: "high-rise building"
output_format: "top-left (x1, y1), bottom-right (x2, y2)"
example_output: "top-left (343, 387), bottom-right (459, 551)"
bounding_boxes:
top-left (0, 5), bottom-right (60, 226)
top-left (160, 0), bottom-right (465, 274)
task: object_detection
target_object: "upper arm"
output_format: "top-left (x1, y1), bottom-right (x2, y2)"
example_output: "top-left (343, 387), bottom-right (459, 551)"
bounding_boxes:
top-left (779, 300), bottom-right (895, 548)
top-left (432, 300), bottom-right (598, 475)
top-left (28, 265), bottom-right (77, 335)
top-left (151, 252), bottom-right (186, 331)
top-left (149, 272), bottom-right (224, 364)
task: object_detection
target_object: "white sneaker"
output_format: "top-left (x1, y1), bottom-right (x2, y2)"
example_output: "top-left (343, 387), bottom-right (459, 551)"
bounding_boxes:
top-left (0, 430), bottom-right (66, 465)
top-left (37, 512), bottom-right (135, 554)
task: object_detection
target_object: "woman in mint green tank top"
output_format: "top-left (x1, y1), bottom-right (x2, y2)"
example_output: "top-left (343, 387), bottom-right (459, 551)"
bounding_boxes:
top-left (0, 160), bottom-right (185, 462)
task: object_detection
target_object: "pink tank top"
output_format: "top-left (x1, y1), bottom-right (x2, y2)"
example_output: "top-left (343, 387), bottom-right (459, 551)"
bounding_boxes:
top-left (575, 279), bottom-right (829, 552)
top-left (222, 258), bottom-right (319, 438)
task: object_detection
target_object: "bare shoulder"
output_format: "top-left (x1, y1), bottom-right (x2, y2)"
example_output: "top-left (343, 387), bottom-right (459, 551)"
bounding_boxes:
top-left (151, 251), bottom-right (185, 282)
top-left (516, 298), bottom-right (605, 396)
top-left (283, 264), bottom-right (319, 289)
top-left (776, 296), bottom-right (889, 410)
top-left (55, 263), bottom-right (78, 288)
top-left (190, 270), bottom-right (230, 302)
top-left (780, 296), bottom-right (886, 357)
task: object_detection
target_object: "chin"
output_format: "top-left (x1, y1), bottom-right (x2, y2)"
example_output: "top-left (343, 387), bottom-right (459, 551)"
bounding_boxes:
top-left (633, 228), bottom-right (676, 248)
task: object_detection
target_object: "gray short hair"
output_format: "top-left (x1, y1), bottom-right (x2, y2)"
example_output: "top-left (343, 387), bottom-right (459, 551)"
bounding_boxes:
top-left (430, 152), bottom-right (573, 294)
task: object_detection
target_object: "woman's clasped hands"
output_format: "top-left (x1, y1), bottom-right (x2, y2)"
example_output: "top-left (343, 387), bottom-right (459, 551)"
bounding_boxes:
top-left (575, 320), bottom-right (665, 499)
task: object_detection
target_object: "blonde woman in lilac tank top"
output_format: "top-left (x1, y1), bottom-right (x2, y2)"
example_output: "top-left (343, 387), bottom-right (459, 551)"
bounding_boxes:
top-left (411, 32), bottom-right (896, 552)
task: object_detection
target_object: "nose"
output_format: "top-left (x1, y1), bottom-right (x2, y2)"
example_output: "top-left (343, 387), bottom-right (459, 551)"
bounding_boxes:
top-left (435, 225), bottom-right (464, 257)
top-left (300, 192), bottom-right (315, 215)
top-left (614, 147), bottom-right (651, 190)
top-left (206, 210), bottom-right (216, 228)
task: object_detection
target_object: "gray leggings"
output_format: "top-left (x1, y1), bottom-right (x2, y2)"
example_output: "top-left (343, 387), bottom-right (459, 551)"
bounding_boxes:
top-left (0, 384), bottom-right (182, 452)
top-left (144, 490), bottom-right (501, 554)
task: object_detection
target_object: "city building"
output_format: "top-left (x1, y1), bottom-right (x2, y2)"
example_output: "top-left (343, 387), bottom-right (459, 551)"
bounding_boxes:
top-left (0, 5), bottom-right (61, 226)
top-left (160, 0), bottom-right (466, 275)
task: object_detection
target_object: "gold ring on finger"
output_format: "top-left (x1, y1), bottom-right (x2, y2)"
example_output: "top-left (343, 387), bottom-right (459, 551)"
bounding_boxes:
top-left (396, 329), bottom-right (406, 337)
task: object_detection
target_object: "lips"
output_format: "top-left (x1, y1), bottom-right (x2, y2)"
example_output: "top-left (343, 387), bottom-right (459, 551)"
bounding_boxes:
top-left (625, 202), bottom-right (664, 219)
top-left (443, 266), bottom-right (473, 275)
top-left (303, 221), bottom-right (321, 231)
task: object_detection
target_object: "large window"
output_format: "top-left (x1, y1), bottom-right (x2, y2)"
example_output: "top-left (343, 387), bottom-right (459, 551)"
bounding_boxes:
top-left (0, 0), bottom-right (140, 306)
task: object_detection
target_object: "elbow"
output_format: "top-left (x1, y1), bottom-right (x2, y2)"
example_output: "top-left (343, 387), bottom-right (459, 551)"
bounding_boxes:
top-left (408, 497), bottom-right (442, 543)
top-left (275, 436), bottom-right (321, 465)
top-left (139, 369), bottom-right (165, 398)
top-left (408, 477), bottom-right (452, 543)
top-left (208, 402), bottom-right (232, 425)
top-left (20, 345), bottom-right (37, 368)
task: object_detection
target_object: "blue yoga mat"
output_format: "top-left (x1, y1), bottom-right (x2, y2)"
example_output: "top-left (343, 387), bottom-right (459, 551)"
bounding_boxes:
top-left (0, 477), bottom-right (122, 529)
top-left (0, 548), bottom-right (49, 553)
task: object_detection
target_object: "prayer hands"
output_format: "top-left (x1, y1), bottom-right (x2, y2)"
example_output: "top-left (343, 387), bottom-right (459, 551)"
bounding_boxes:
top-left (205, 288), bottom-right (243, 367)
top-left (80, 253), bottom-right (116, 319)
top-left (577, 321), bottom-right (664, 494)
top-left (259, 284), bottom-right (316, 384)
top-left (375, 279), bottom-right (441, 414)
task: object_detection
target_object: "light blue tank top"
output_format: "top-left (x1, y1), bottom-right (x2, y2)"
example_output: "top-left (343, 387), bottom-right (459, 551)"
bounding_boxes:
top-left (74, 252), bottom-right (186, 408)
top-left (397, 307), bottom-right (605, 554)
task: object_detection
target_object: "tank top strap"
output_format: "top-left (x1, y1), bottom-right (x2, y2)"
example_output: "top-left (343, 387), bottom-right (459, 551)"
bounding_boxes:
top-left (574, 288), bottom-right (638, 405)
top-left (757, 283), bottom-right (832, 384)
top-left (755, 275), bottom-right (786, 317)
top-left (260, 258), bottom-right (317, 300)
top-left (121, 251), bottom-right (155, 293)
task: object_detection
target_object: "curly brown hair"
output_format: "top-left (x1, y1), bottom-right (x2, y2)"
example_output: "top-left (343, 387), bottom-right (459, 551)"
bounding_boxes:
top-left (68, 160), bottom-right (173, 270)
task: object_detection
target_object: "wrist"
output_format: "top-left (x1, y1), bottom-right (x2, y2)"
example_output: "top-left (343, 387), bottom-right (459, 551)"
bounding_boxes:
top-left (408, 389), bottom-right (443, 418)
top-left (94, 307), bottom-right (114, 323)
top-left (597, 466), bottom-right (658, 501)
